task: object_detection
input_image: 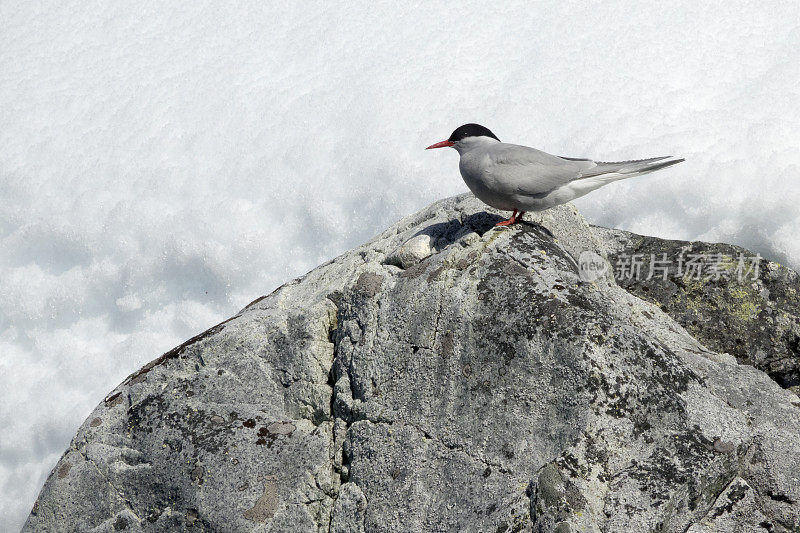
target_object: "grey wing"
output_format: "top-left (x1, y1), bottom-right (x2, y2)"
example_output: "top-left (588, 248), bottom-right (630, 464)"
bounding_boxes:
top-left (487, 144), bottom-right (676, 197)
top-left (485, 144), bottom-right (596, 196)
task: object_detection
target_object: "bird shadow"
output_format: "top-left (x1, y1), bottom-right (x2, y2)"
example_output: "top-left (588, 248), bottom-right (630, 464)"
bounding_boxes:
top-left (413, 211), bottom-right (553, 250)
top-left (413, 211), bottom-right (502, 241)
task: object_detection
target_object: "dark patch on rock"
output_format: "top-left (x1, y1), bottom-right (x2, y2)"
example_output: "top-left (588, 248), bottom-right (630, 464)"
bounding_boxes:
top-left (398, 260), bottom-right (429, 279)
top-left (426, 265), bottom-right (447, 283)
top-left (57, 463), bottom-right (71, 479)
top-left (354, 272), bottom-right (384, 298)
top-left (190, 465), bottom-right (204, 485)
top-left (126, 394), bottom-right (236, 455)
top-left (440, 330), bottom-right (455, 358)
top-left (267, 421), bottom-right (295, 435)
top-left (104, 391), bottom-right (122, 406)
top-left (766, 491), bottom-right (795, 505)
top-left (711, 479), bottom-right (749, 518)
top-left (712, 437), bottom-right (736, 454)
top-left (455, 251), bottom-right (479, 270)
top-left (243, 480), bottom-right (279, 522)
top-left (185, 508), bottom-right (199, 526)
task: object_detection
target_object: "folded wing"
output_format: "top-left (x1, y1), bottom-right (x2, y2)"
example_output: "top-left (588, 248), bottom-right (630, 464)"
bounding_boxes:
top-left (485, 144), bottom-right (593, 197)
top-left (486, 143), bottom-right (682, 197)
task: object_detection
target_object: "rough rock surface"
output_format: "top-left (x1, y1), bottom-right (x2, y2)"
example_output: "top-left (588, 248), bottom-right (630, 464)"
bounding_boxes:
top-left (25, 194), bottom-right (800, 532)
top-left (597, 227), bottom-right (800, 396)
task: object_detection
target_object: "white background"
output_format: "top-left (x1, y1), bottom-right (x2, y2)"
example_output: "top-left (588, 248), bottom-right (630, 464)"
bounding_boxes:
top-left (2, 1), bottom-right (799, 529)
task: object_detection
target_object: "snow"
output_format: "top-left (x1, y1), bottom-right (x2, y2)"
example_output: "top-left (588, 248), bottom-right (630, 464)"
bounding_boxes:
top-left (2, 1), bottom-right (800, 528)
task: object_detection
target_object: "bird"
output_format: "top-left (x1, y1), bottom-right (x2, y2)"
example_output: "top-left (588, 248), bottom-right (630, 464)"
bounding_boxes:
top-left (426, 123), bottom-right (684, 226)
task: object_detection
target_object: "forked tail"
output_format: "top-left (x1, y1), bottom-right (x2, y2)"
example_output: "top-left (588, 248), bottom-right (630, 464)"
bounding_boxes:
top-left (581, 156), bottom-right (685, 180)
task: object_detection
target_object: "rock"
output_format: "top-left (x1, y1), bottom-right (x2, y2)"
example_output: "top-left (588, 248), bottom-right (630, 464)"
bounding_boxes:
top-left (24, 194), bottom-right (800, 532)
top-left (385, 233), bottom-right (434, 269)
top-left (596, 226), bottom-right (800, 396)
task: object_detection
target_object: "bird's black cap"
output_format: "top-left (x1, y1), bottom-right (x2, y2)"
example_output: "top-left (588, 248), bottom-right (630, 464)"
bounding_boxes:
top-left (447, 123), bottom-right (500, 143)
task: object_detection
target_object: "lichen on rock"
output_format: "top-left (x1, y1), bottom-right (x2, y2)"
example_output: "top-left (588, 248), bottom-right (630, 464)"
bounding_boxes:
top-left (24, 194), bottom-right (800, 532)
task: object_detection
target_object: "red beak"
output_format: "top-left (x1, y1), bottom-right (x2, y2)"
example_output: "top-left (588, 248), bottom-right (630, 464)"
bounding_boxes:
top-left (426, 140), bottom-right (455, 150)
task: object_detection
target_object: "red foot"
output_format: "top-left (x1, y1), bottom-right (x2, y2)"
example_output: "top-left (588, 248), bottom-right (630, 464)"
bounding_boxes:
top-left (495, 209), bottom-right (526, 227)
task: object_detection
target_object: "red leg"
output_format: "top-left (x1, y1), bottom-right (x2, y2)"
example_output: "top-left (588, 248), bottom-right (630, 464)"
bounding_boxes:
top-left (495, 209), bottom-right (525, 226)
top-left (495, 209), bottom-right (517, 226)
